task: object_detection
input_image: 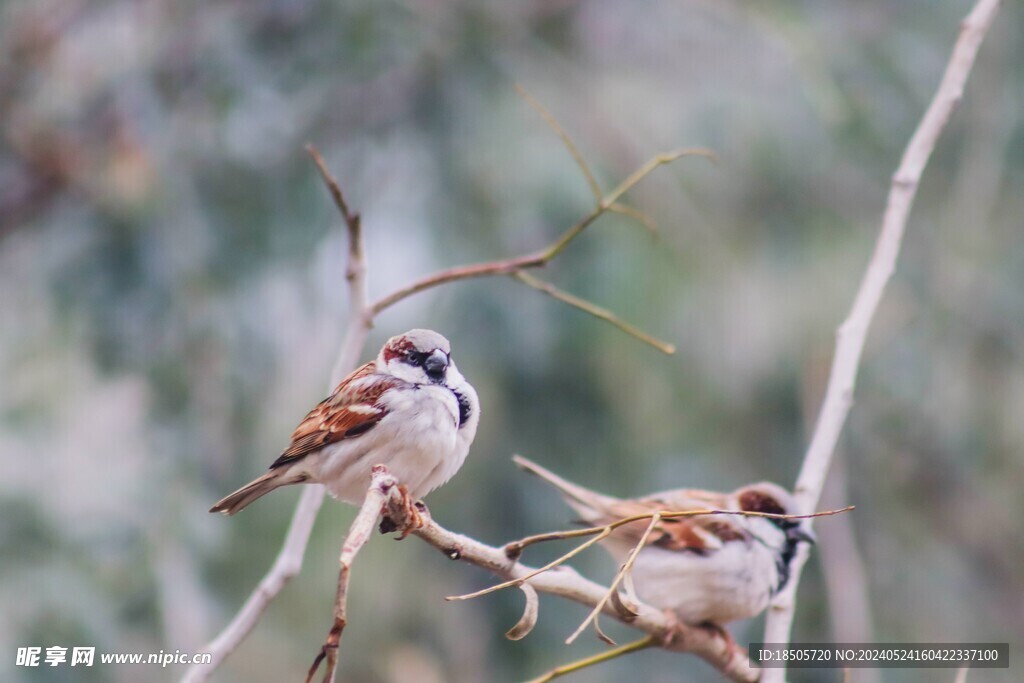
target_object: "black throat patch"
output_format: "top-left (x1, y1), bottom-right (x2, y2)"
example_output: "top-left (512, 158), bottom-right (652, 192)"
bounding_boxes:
top-left (452, 389), bottom-right (472, 428)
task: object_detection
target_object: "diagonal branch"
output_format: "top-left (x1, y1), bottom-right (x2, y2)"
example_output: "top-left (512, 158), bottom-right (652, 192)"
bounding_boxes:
top-left (526, 635), bottom-right (657, 683)
top-left (515, 83), bottom-right (603, 204)
top-left (305, 466), bottom-right (399, 683)
top-left (184, 147), bottom-right (373, 683)
top-left (402, 508), bottom-right (759, 683)
top-left (514, 272), bottom-right (676, 355)
top-left (761, 2), bottom-right (1003, 681)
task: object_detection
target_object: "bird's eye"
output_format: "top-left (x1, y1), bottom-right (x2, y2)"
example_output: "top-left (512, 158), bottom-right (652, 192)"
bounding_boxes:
top-left (406, 351), bottom-right (426, 366)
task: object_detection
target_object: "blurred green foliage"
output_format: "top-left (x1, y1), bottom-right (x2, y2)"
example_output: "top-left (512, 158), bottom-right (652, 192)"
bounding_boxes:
top-left (1, 1), bottom-right (1021, 681)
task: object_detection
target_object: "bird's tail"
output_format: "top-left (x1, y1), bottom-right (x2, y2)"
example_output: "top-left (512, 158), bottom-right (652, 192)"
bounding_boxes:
top-left (210, 468), bottom-right (303, 515)
top-left (512, 455), bottom-right (622, 523)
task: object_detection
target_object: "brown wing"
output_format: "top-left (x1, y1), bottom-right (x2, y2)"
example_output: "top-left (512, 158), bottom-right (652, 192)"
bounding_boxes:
top-left (270, 362), bottom-right (402, 468)
top-left (606, 490), bottom-right (750, 554)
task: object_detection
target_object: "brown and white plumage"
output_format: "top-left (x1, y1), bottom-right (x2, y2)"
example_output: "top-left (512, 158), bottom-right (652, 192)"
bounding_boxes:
top-left (514, 456), bottom-right (814, 626)
top-left (211, 329), bottom-right (480, 515)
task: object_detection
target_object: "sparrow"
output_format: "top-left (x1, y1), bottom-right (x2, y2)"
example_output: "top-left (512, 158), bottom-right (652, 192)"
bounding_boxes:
top-left (514, 456), bottom-right (815, 628)
top-left (211, 329), bottom-right (480, 515)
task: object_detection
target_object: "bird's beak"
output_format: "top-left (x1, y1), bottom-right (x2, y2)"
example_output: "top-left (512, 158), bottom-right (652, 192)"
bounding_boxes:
top-left (789, 526), bottom-right (817, 545)
top-left (424, 349), bottom-right (449, 380)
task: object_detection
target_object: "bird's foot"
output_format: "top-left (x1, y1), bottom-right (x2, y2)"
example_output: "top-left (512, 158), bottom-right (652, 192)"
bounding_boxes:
top-left (698, 621), bottom-right (736, 651)
top-left (393, 485), bottom-right (425, 540)
top-left (660, 609), bottom-right (686, 647)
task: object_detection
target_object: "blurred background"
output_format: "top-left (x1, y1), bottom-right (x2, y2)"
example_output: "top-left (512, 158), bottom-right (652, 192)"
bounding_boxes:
top-left (1, 0), bottom-right (1022, 681)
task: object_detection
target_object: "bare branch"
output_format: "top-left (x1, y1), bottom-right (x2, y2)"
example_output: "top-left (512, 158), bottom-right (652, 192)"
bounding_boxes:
top-left (185, 149), bottom-right (373, 683)
top-left (513, 272), bottom-right (676, 355)
top-left (449, 527), bottom-right (614, 602)
top-left (368, 147), bottom-right (714, 315)
top-left (606, 202), bottom-right (658, 235)
top-left (515, 83), bottom-right (603, 204)
top-left (565, 513), bottom-right (661, 646)
top-left (526, 635), bottom-right (657, 683)
top-left (412, 510), bottom-right (758, 683)
top-left (185, 486), bottom-right (325, 683)
top-left (761, 2), bottom-right (1003, 680)
top-left (306, 145), bottom-right (372, 378)
top-left (516, 83), bottom-right (663, 241)
top-left (306, 466), bottom-right (399, 683)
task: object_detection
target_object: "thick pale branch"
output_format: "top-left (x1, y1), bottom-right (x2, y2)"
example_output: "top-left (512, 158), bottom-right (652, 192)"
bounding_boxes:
top-left (411, 512), bottom-right (758, 683)
top-left (762, 1), bottom-right (1003, 680)
top-left (184, 486), bottom-right (326, 683)
top-left (449, 527), bottom-right (614, 602)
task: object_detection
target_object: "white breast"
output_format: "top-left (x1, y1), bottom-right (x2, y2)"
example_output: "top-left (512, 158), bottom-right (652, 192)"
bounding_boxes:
top-left (306, 385), bottom-right (462, 504)
top-left (629, 533), bottom-right (783, 625)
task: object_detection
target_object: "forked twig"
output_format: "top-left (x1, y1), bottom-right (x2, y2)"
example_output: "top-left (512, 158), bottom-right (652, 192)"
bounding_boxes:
top-left (515, 83), bottom-right (603, 203)
top-left (368, 147), bottom-right (714, 316)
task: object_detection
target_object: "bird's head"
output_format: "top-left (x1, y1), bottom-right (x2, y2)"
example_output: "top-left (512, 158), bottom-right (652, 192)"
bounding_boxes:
top-left (378, 329), bottom-right (454, 386)
top-left (737, 482), bottom-right (816, 547)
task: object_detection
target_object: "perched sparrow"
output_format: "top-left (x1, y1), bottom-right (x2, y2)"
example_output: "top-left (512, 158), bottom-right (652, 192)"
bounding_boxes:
top-left (211, 329), bottom-right (480, 515)
top-left (514, 456), bottom-right (815, 627)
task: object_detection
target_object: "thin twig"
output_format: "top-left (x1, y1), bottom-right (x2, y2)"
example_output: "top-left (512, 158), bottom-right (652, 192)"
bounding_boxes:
top-left (451, 503), bottom-right (852, 603)
top-left (516, 82), bottom-right (660, 239)
top-left (514, 272), bottom-right (676, 355)
top-left (565, 513), bottom-right (661, 646)
top-left (368, 147), bottom-right (714, 315)
top-left (761, 2), bottom-right (1003, 681)
top-left (525, 635), bottom-right (657, 683)
top-left (413, 511), bottom-right (758, 682)
top-left (515, 83), bottom-right (603, 203)
top-left (506, 505), bottom-right (854, 558)
top-left (606, 203), bottom-right (658, 235)
top-left (306, 145), bottom-right (372, 377)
